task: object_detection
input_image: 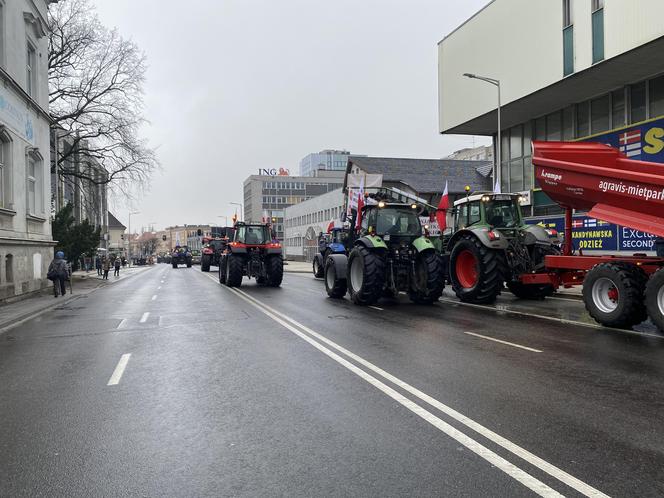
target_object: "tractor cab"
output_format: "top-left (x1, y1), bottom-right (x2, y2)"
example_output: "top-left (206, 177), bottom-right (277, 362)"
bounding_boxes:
top-left (233, 223), bottom-right (274, 246)
top-left (360, 201), bottom-right (423, 242)
top-left (453, 193), bottom-right (524, 232)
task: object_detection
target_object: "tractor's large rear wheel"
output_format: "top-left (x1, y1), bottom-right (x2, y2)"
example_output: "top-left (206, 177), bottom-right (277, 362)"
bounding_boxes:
top-left (449, 234), bottom-right (505, 304)
top-left (507, 281), bottom-right (555, 300)
top-left (347, 246), bottom-right (385, 305)
top-left (226, 254), bottom-right (244, 287)
top-left (219, 258), bottom-right (226, 284)
top-left (645, 268), bottom-right (664, 332)
top-left (583, 262), bottom-right (647, 328)
top-left (266, 255), bottom-right (283, 287)
top-left (409, 251), bottom-right (444, 304)
top-left (201, 255), bottom-right (211, 272)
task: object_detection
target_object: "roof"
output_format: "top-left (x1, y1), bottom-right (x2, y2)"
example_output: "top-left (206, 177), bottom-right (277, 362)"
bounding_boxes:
top-left (346, 156), bottom-right (493, 194)
top-left (108, 212), bottom-right (126, 229)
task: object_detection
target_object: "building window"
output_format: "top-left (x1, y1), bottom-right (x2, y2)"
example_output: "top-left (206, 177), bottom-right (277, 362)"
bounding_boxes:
top-left (26, 42), bottom-right (36, 97)
top-left (27, 151), bottom-right (42, 216)
top-left (649, 76), bottom-right (664, 119)
top-left (630, 82), bottom-right (647, 123)
top-left (562, 106), bottom-right (575, 140)
top-left (0, 131), bottom-right (10, 209)
top-left (576, 101), bottom-right (590, 137)
top-left (546, 112), bottom-right (562, 140)
top-left (612, 89), bottom-right (626, 128)
top-left (591, 1), bottom-right (604, 63)
top-left (5, 254), bottom-right (13, 283)
top-left (563, 0), bottom-right (574, 76)
top-left (590, 94), bottom-right (610, 134)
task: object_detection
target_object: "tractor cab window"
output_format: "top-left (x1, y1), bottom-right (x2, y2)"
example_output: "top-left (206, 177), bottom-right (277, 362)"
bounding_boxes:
top-left (456, 202), bottom-right (481, 229)
top-left (375, 208), bottom-right (420, 236)
top-left (236, 225), bottom-right (270, 244)
top-left (485, 199), bottom-right (520, 228)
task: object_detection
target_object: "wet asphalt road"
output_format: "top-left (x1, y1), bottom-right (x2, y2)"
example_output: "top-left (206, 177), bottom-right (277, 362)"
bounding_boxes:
top-left (1, 264), bottom-right (664, 497)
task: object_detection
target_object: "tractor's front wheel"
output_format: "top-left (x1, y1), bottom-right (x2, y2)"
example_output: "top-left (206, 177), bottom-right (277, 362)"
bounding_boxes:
top-left (347, 246), bottom-right (385, 305)
top-left (583, 262), bottom-right (646, 328)
top-left (313, 255), bottom-right (324, 278)
top-left (266, 255), bottom-right (283, 287)
top-left (409, 251), bottom-right (444, 304)
top-left (507, 281), bottom-right (555, 300)
top-left (172, 262), bottom-right (178, 269)
top-left (449, 234), bottom-right (505, 304)
top-left (219, 258), bottom-right (226, 284)
top-left (201, 255), bottom-right (211, 272)
top-left (325, 257), bottom-right (347, 298)
top-left (226, 254), bottom-right (244, 287)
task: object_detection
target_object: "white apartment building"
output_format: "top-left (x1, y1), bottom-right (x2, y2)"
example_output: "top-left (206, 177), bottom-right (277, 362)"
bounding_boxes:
top-left (0, 0), bottom-right (56, 299)
top-left (283, 189), bottom-right (344, 261)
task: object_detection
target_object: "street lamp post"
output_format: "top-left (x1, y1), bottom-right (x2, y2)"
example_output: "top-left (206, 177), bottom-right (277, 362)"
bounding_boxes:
top-left (218, 215), bottom-right (228, 227)
top-left (230, 202), bottom-right (243, 222)
top-left (463, 73), bottom-right (501, 190)
top-left (127, 211), bottom-right (140, 266)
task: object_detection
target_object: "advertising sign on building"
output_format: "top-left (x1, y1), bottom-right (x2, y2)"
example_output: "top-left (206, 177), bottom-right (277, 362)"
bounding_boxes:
top-left (0, 87), bottom-right (36, 145)
top-left (585, 117), bottom-right (664, 163)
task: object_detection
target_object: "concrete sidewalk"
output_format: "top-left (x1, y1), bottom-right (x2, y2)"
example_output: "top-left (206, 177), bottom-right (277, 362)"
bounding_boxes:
top-left (284, 260), bottom-right (311, 273)
top-left (0, 265), bottom-right (152, 334)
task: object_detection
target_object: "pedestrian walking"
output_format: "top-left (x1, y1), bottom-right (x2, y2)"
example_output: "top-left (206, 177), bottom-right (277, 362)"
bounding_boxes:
top-left (102, 257), bottom-right (110, 280)
top-left (95, 256), bottom-right (102, 276)
top-left (47, 251), bottom-right (69, 297)
top-left (114, 257), bottom-right (121, 277)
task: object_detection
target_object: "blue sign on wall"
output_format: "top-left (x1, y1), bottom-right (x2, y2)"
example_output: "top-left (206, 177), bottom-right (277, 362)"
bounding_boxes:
top-left (526, 216), bottom-right (618, 252)
top-left (585, 117), bottom-right (664, 163)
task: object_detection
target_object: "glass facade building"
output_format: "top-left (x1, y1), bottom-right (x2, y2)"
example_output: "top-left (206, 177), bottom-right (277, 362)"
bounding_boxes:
top-left (299, 150), bottom-right (351, 177)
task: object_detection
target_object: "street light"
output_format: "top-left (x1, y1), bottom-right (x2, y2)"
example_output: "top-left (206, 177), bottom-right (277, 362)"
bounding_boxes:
top-left (463, 73), bottom-right (501, 190)
top-left (127, 211), bottom-right (140, 265)
top-left (218, 215), bottom-right (228, 227)
top-left (230, 202), bottom-right (243, 222)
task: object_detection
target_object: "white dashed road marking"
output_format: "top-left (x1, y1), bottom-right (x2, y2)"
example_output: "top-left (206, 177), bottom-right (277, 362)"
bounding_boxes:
top-left (464, 331), bottom-right (542, 353)
top-left (107, 354), bottom-right (131, 386)
top-left (140, 312), bottom-right (150, 323)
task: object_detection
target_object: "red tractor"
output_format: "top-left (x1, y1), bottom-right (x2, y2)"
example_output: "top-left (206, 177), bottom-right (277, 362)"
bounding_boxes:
top-left (200, 236), bottom-right (228, 272)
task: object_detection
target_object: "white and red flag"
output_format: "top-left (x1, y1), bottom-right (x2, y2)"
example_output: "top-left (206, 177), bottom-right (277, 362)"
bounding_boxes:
top-left (436, 181), bottom-right (449, 231)
top-left (355, 176), bottom-right (365, 231)
top-left (618, 130), bottom-right (642, 158)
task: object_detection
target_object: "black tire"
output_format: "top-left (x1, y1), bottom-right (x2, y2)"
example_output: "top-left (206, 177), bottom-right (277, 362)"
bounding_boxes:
top-left (172, 263), bottom-right (177, 269)
top-left (582, 262), bottom-right (647, 328)
top-left (201, 255), bottom-right (211, 272)
top-left (266, 255), bottom-right (283, 287)
top-left (219, 260), bottom-right (226, 284)
top-left (644, 268), bottom-right (664, 331)
top-left (313, 256), bottom-right (324, 278)
top-left (449, 234), bottom-right (506, 304)
top-left (186, 260), bottom-right (192, 268)
top-left (226, 254), bottom-right (244, 287)
top-left (409, 251), bottom-right (445, 304)
top-left (507, 282), bottom-right (555, 300)
top-left (325, 257), bottom-right (347, 298)
top-left (347, 246), bottom-right (385, 305)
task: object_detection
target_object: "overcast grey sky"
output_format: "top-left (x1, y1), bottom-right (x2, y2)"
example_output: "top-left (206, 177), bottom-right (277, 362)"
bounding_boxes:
top-left (94, 0), bottom-right (490, 232)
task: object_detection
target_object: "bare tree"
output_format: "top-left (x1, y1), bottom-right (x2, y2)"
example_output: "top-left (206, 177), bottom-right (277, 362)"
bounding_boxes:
top-left (140, 236), bottom-right (159, 256)
top-left (48, 0), bottom-right (158, 190)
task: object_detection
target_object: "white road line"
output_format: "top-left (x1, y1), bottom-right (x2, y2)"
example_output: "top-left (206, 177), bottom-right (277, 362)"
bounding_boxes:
top-left (224, 287), bottom-right (561, 497)
top-left (151, 295), bottom-right (157, 301)
top-left (225, 284), bottom-right (608, 498)
top-left (439, 297), bottom-right (664, 341)
top-left (117, 319), bottom-right (127, 330)
top-left (369, 305), bottom-right (384, 311)
top-left (157, 286), bottom-right (162, 290)
top-left (107, 354), bottom-right (131, 386)
top-left (464, 331), bottom-right (542, 353)
top-left (139, 312), bottom-right (150, 323)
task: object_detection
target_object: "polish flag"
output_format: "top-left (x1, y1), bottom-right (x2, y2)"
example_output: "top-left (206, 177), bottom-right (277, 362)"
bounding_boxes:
top-left (355, 177), bottom-right (365, 231)
top-left (436, 181), bottom-right (449, 231)
top-left (327, 219), bottom-right (342, 233)
top-left (494, 179), bottom-right (501, 194)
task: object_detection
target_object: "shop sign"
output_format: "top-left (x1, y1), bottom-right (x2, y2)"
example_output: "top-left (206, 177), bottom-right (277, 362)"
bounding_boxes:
top-left (584, 117), bottom-right (664, 163)
top-left (259, 168), bottom-right (290, 176)
top-left (526, 215), bottom-right (618, 251)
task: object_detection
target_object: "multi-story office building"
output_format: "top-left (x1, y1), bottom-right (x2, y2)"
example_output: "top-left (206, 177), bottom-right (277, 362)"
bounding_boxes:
top-left (0, 0), bottom-right (57, 299)
top-left (438, 0), bottom-right (664, 252)
top-left (299, 150), bottom-right (352, 177)
top-left (445, 145), bottom-right (494, 163)
top-left (243, 170), bottom-right (345, 240)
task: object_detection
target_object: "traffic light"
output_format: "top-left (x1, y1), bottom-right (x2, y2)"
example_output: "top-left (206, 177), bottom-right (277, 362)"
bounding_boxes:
top-left (162, 235), bottom-right (167, 241)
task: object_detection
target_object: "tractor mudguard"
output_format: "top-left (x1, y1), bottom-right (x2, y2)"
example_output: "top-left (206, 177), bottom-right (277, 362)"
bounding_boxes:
top-left (357, 235), bottom-right (388, 250)
top-left (329, 242), bottom-right (346, 254)
top-left (412, 236), bottom-right (436, 253)
top-left (447, 228), bottom-right (509, 252)
top-left (522, 224), bottom-right (561, 245)
top-left (229, 247), bottom-right (247, 254)
top-left (266, 248), bottom-right (282, 255)
top-left (328, 253), bottom-right (348, 277)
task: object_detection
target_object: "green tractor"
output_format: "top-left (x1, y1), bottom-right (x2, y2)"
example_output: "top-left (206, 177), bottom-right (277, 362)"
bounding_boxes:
top-left (447, 192), bottom-right (560, 304)
top-left (325, 197), bottom-right (445, 305)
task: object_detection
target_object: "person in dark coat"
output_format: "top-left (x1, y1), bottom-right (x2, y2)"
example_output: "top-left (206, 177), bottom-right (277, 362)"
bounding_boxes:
top-left (102, 257), bottom-right (111, 280)
top-left (114, 257), bottom-right (121, 277)
top-left (95, 256), bottom-right (102, 276)
top-left (48, 251), bottom-right (69, 297)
